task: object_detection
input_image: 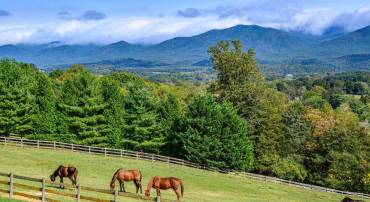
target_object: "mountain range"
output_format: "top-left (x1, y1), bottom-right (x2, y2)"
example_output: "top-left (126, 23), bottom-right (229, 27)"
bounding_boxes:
top-left (0, 24), bottom-right (369, 75)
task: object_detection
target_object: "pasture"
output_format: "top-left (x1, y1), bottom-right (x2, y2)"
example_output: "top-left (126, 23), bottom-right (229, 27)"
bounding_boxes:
top-left (0, 145), bottom-right (367, 202)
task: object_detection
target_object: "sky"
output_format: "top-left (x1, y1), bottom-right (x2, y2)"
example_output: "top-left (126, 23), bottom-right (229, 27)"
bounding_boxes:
top-left (0, 0), bottom-right (370, 45)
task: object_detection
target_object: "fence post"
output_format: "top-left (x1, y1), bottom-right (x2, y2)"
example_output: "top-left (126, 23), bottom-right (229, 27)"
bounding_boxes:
top-left (151, 154), bottom-right (154, 163)
top-left (53, 141), bottom-right (56, 150)
top-left (4, 137), bottom-right (6, 145)
top-left (120, 150), bottom-right (122, 158)
top-left (104, 148), bottom-right (107, 156)
top-left (114, 190), bottom-right (118, 202)
top-left (37, 140), bottom-right (40, 149)
top-left (167, 157), bottom-right (170, 164)
top-left (41, 178), bottom-right (46, 202)
top-left (136, 151), bottom-right (139, 160)
top-left (156, 195), bottom-right (161, 202)
top-left (9, 173), bottom-right (13, 199)
top-left (76, 184), bottom-right (81, 202)
top-left (71, 143), bottom-right (74, 152)
top-left (21, 138), bottom-right (23, 148)
top-left (88, 146), bottom-right (91, 154)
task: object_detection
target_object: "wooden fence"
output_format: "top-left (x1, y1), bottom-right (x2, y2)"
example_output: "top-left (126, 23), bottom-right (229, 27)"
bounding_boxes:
top-left (0, 171), bottom-right (176, 202)
top-left (0, 136), bottom-right (369, 200)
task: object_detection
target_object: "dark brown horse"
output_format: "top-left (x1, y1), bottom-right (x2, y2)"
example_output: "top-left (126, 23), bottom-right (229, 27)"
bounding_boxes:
top-left (50, 165), bottom-right (78, 188)
top-left (110, 169), bottom-right (142, 194)
top-left (145, 176), bottom-right (184, 201)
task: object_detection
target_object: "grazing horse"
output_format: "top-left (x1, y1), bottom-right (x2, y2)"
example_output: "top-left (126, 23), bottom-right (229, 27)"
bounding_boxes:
top-left (110, 169), bottom-right (142, 194)
top-left (50, 165), bottom-right (78, 188)
top-left (145, 176), bottom-right (184, 201)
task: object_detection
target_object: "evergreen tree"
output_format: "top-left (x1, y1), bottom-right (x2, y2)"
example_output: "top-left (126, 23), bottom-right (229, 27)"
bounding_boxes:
top-left (100, 77), bottom-right (125, 148)
top-left (181, 95), bottom-right (254, 171)
top-left (30, 72), bottom-right (58, 138)
top-left (0, 59), bottom-right (38, 137)
top-left (160, 93), bottom-right (184, 157)
top-left (58, 68), bottom-right (109, 145)
top-left (121, 83), bottom-right (163, 153)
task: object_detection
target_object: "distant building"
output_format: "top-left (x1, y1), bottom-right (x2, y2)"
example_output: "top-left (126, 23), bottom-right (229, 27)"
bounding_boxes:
top-left (285, 74), bottom-right (293, 80)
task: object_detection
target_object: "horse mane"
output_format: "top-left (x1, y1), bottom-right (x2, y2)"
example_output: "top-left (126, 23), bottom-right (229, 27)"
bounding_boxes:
top-left (146, 176), bottom-right (155, 191)
top-left (110, 169), bottom-right (121, 189)
top-left (52, 165), bottom-right (64, 177)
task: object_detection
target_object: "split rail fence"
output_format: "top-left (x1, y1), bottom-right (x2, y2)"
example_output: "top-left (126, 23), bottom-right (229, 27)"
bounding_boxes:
top-left (0, 171), bottom-right (176, 202)
top-left (0, 136), bottom-right (369, 201)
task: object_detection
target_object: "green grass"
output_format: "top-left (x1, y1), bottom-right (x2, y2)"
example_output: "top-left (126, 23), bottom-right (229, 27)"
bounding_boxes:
top-left (0, 199), bottom-right (22, 202)
top-left (0, 145), bottom-right (367, 202)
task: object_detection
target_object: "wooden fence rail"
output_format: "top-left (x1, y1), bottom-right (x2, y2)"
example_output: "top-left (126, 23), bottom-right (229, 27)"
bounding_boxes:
top-left (0, 171), bottom-right (174, 202)
top-left (0, 136), bottom-right (369, 200)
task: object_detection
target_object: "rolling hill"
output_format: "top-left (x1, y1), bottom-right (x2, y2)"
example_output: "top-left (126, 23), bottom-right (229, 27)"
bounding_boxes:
top-left (0, 24), bottom-right (369, 75)
top-left (0, 144), bottom-right (367, 202)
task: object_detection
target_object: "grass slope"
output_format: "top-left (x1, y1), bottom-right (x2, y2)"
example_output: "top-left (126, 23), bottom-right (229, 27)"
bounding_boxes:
top-left (0, 145), bottom-right (367, 202)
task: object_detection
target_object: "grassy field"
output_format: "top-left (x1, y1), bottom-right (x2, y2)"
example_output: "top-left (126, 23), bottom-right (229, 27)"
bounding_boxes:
top-left (0, 145), bottom-right (367, 202)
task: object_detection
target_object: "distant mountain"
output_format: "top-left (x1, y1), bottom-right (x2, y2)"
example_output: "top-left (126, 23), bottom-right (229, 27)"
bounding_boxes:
top-left (319, 25), bottom-right (348, 42)
top-left (319, 26), bottom-right (370, 56)
top-left (145, 25), bottom-right (311, 62)
top-left (0, 24), bottom-right (370, 74)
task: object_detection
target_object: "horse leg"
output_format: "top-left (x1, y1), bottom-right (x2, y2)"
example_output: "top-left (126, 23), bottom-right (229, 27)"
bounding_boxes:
top-left (122, 181), bottom-right (126, 192)
top-left (68, 176), bottom-right (74, 186)
top-left (60, 177), bottom-right (64, 189)
top-left (139, 182), bottom-right (143, 194)
top-left (156, 188), bottom-right (161, 197)
top-left (134, 180), bottom-right (139, 194)
top-left (73, 174), bottom-right (77, 185)
top-left (174, 188), bottom-right (181, 201)
top-left (119, 180), bottom-right (123, 192)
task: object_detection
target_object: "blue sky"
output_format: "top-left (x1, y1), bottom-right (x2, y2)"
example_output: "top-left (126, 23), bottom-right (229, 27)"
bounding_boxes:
top-left (0, 0), bottom-right (369, 45)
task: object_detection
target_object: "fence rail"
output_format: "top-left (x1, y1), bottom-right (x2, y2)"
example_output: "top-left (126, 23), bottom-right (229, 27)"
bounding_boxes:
top-left (0, 136), bottom-right (369, 200)
top-left (0, 171), bottom-right (175, 202)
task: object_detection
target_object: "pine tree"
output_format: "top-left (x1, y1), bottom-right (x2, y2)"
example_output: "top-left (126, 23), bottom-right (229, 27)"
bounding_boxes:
top-left (121, 83), bottom-right (163, 153)
top-left (100, 77), bottom-right (125, 148)
top-left (30, 72), bottom-right (58, 138)
top-left (58, 69), bottom-right (109, 145)
top-left (160, 93), bottom-right (184, 157)
top-left (181, 95), bottom-right (254, 171)
top-left (0, 59), bottom-right (38, 137)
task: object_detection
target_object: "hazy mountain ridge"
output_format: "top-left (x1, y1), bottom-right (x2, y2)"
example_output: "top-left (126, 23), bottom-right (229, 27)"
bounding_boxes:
top-left (0, 24), bottom-right (369, 74)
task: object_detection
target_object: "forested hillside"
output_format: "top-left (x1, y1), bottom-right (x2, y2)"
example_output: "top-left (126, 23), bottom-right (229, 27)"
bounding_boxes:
top-left (1, 25), bottom-right (370, 76)
top-left (0, 40), bottom-right (369, 193)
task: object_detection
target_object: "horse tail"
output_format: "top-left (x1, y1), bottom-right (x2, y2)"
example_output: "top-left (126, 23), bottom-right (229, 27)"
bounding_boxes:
top-left (110, 169), bottom-right (120, 190)
top-left (180, 180), bottom-right (184, 197)
top-left (138, 170), bottom-right (143, 194)
top-left (138, 170), bottom-right (142, 182)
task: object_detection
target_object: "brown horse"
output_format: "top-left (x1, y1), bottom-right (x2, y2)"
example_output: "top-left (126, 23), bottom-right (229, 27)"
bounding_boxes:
top-left (50, 165), bottom-right (78, 188)
top-left (145, 176), bottom-right (184, 200)
top-left (110, 169), bottom-right (142, 194)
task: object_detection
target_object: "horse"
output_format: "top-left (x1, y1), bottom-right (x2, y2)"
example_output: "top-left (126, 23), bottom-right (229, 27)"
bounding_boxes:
top-left (110, 169), bottom-right (142, 194)
top-left (145, 176), bottom-right (184, 201)
top-left (50, 165), bottom-right (78, 188)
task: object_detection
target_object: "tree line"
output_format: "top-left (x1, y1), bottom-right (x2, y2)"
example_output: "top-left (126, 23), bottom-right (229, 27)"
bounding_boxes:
top-left (0, 40), bottom-right (369, 193)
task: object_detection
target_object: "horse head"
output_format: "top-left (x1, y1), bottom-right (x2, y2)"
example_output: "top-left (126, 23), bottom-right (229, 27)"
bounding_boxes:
top-left (110, 181), bottom-right (115, 191)
top-left (145, 189), bottom-right (150, 197)
top-left (50, 174), bottom-right (55, 182)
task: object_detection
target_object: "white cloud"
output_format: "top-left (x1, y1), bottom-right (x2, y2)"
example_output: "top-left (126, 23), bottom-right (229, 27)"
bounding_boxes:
top-left (0, 2), bottom-right (370, 45)
top-left (0, 15), bottom-right (250, 45)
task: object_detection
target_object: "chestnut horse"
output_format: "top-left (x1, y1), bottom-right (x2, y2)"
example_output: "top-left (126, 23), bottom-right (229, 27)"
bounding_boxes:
top-left (110, 169), bottom-right (142, 194)
top-left (50, 165), bottom-right (78, 188)
top-left (145, 176), bottom-right (184, 200)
